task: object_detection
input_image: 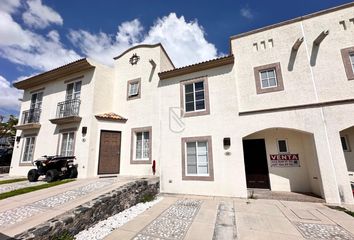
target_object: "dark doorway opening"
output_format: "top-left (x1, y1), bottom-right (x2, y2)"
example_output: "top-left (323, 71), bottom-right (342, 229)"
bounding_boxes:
top-left (98, 130), bottom-right (121, 174)
top-left (243, 139), bottom-right (270, 189)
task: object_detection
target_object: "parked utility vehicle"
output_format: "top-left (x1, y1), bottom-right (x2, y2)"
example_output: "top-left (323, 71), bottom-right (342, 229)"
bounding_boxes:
top-left (27, 155), bottom-right (78, 182)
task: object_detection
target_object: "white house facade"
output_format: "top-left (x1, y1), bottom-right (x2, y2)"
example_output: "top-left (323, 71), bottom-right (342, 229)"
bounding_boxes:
top-left (10, 2), bottom-right (354, 204)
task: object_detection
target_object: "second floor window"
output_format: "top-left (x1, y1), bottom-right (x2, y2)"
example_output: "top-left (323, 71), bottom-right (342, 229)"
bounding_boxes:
top-left (30, 92), bottom-right (43, 109)
top-left (254, 62), bottom-right (284, 94)
top-left (340, 47), bottom-right (354, 80)
top-left (185, 81), bottom-right (205, 112)
top-left (128, 82), bottom-right (139, 97)
top-left (66, 81), bottom-right (81, 100)
top-left (260, 69), bottom-right (277, 89)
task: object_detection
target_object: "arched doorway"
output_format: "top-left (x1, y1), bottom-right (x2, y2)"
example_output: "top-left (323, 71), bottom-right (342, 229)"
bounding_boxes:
top-left (339, 126), bottom-right (354, 196)
top-left (243, 128), bottom-right (323, 197)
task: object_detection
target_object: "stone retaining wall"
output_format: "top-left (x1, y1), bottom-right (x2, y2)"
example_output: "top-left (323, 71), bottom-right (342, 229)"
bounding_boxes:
top-left (15, 178), bottom-right (159, 240)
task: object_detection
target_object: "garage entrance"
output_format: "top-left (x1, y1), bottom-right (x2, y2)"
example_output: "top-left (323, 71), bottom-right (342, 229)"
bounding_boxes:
top-left (243, 139), bottom-right (270, 189)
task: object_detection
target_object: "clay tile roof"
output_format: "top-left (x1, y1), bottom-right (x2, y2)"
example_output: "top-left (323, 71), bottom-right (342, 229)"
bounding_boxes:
top-left (95, 113), bottom-right (127, 122)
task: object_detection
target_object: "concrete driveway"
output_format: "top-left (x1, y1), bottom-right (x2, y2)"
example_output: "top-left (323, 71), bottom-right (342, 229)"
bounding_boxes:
top-left (105, 194), bottom-right (354, 240)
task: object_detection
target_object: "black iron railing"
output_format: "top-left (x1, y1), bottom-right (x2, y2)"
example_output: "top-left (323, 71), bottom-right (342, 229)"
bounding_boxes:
top-left (56, 99), bottom-right (81, 118)
top-left (21, 108), bottom-right (41, 124)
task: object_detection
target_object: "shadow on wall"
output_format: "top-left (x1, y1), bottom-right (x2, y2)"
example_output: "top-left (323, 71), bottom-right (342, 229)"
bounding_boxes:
top-left (287, 49), bottom-right (298, 71)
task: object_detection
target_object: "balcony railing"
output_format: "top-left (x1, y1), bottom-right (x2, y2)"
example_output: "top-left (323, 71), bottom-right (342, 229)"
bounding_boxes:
top-left (56, 99), bottom-right (81, 118)
top-left (21, 108), bottom-right (41, 124)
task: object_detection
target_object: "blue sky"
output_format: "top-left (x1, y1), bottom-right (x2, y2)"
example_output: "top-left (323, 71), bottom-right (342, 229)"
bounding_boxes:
top-left (0, 0), bottom-right (352, 117)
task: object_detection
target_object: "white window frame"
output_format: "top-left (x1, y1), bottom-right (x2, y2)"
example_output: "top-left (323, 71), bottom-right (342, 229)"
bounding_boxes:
top-left (60, 132), bottom-right (75, 156)
top-left (260, 69), bottom-right (278, 89)
top-left (134, 131), bottom-right (150, 160)
top-left (185, 140), bottom-right (209, 177)
top-left (184, 81), bottom-right (205, 113)
top-left (22, 136), bottom-right (36, 163)
top-left (128, 82), bottom-right (140, 97)
top-left (341, 135), bottom-right (351, 152)
top-left (66, 81), bottom-right (82, 100)
top-left (277, 139), bottom-right (289, 153)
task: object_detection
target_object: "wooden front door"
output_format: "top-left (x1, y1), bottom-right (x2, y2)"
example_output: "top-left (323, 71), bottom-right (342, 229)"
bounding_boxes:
top-left (243, 139), bottom-right (270, 189)
top-left (98, 131), bottom-right (121, 174)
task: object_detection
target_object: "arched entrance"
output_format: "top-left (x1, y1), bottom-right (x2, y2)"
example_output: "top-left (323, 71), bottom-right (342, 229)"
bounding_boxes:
top-left (243, 128), bottom-right (323, 197)
top-left (339, 126), bottom-right (354, 195)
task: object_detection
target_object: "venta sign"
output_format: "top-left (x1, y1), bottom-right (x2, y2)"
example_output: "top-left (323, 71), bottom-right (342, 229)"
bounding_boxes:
top-left (270, 154), bottom-right (300, 167)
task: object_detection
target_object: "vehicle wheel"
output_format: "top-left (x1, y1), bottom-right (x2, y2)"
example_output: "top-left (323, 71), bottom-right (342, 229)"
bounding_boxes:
top-left (27, 169), bottom-right (39, 182)
top-left (46, 169), bottom-right (59, 182)
top-left (68, 167), bottom-right (78, 179)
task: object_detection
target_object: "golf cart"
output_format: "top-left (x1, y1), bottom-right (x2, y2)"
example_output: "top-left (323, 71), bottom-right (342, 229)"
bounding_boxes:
top-left (27, 155), bottom-right (78, 182)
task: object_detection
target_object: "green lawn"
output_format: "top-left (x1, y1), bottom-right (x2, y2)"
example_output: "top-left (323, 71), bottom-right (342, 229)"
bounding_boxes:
top-left (0, 179), bottom-right (75, 200)
top-left (0, 178), bottom-right (27, 185)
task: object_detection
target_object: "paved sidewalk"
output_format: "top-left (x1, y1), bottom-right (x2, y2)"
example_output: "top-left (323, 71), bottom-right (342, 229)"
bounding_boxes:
top-left (105, 194), bottom-right (354, 240)
top-left (0, 176), bottom-right (148, 238)
top-left (0, 179), bottom-right (46, 194)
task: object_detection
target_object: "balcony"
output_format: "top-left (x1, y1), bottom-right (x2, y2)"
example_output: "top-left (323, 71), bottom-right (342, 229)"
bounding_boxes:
top-left (15, 108), bottom-right (41, 130)
top-left (49, 99), bottom-right (82, 124)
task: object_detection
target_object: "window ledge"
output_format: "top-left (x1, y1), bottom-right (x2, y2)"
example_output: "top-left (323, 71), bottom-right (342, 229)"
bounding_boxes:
top-left (19, 162), bottom-right (33, 167)
top-left (182, 175), bottom-right (214, 181)
top-left (130, 159), bottom-right (152, 164)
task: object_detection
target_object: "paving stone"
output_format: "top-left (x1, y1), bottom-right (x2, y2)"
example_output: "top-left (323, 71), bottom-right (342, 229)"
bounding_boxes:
top-left (133, 199), bottom-right (202, 240)
top-left (294, 222), bottom-right (354, 240)
top-left (0, 181), bottom-right (46, 194)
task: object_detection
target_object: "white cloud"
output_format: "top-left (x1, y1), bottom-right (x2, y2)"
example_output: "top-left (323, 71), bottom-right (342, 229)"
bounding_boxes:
top-left (68, 13), bottom-right (219, 67)
top-left (1, 0), bottom-right (21, 14)
top-left (143, 13), bottom-right (218, 67)
top-left (22, 0), bottom-right (63, 29)
top-left (0, 11), bottom-right (33, 48)
top-left (240, 7), bottom-right (254, 19)
top-left (0, 10), bottom-right (81, 71)
top-left (0, 75), bottom-right (23, 111)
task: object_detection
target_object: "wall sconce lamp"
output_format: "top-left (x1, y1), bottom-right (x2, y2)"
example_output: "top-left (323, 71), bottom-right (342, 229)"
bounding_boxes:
top-left (223, 137), bottom-right (231, 149)
top-left (82, 126), bottom-right (87, 136)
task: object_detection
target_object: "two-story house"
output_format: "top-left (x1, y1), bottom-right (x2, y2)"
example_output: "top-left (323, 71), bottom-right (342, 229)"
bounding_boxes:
top-left (10, 2), bottom-right (354, 204)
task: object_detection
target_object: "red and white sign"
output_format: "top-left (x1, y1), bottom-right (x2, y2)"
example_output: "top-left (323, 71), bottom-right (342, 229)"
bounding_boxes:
top-left (270, 154), bottom-right (300, 167)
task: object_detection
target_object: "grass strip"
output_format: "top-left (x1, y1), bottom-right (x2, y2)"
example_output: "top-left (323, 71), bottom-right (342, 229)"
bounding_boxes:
top-left (0, 178), bottom-right (27, 185)
top-left (327, 205), bottom-right (354, 218)
top-left (0, 179), bottom-right (75, 200)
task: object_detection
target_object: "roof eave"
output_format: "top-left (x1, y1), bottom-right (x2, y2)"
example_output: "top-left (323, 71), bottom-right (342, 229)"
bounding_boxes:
top-left (13, 59), bottom-right (95, 90)
top-left (229, 2), bottom-right (354, 41)
top-left (158, 55), bottom-right (234, 80)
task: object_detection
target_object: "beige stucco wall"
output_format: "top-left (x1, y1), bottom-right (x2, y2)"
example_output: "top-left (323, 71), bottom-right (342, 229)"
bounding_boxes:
top-left (231, 5), bottom-right (354, 112)
top-left (158, 65), bottom-right (247, 198)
